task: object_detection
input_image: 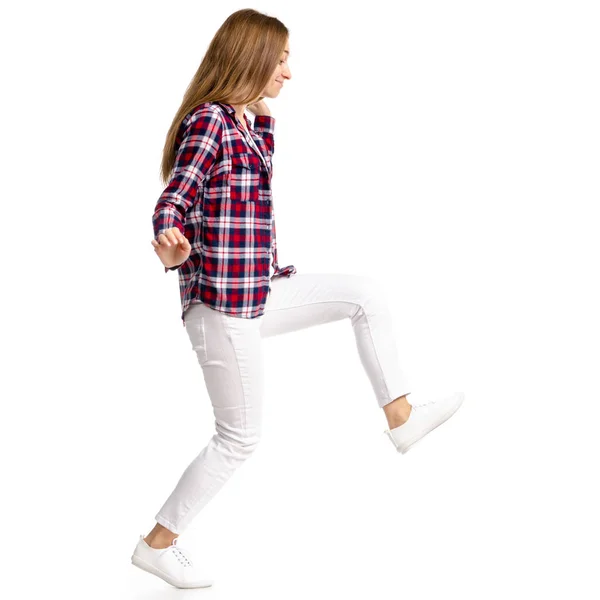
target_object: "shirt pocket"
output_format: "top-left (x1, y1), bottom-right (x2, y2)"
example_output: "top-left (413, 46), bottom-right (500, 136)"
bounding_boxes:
top-left (230, 152), bottom-right (261, 202)
top-left (204, 159), bottom-right (229, 202)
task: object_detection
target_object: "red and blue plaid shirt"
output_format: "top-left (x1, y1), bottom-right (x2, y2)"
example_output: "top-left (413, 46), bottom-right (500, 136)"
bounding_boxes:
top-left (152, 101), bottom-right (297, 326)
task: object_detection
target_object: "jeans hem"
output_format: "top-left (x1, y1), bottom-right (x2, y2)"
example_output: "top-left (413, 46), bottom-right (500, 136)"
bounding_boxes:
top-left (155, 513), bottom-right (182, 535)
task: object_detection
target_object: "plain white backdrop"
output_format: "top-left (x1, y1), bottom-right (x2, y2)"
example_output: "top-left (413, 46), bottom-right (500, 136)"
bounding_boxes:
top-left (2, 0), bottom-right (599, 598)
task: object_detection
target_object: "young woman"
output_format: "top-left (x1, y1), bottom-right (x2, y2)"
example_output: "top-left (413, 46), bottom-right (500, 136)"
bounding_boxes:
top-left (131, 9), bottom-right (464, 589)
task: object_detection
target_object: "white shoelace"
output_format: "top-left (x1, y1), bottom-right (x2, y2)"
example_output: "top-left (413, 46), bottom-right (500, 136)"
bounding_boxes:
top-left (410, 399), bottom-right (437, 410)
top-left (162, 538), bottom-right (193, 567)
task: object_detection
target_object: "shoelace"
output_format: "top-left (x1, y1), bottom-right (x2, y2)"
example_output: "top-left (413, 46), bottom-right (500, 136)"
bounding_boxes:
top-left (410, 398), bottom-right (437, 410)
top-left (411, 393), bottom-right (461, 411)
top-left (161, 537), bottom-right (193, 567)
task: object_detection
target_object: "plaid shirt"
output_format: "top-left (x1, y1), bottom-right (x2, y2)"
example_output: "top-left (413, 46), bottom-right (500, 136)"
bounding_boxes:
top-left (152, 101), bottom-right (297, 326)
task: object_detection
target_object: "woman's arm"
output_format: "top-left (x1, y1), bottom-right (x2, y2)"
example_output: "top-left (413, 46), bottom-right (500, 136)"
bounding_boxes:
top-left (248, 100), bottom-right (275, 158)
top-left (152, 106), bottom-right (224, 272)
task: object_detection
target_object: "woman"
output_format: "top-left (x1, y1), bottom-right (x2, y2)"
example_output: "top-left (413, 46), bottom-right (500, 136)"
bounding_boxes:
top-left (131, 8), bottom-right (465, 589)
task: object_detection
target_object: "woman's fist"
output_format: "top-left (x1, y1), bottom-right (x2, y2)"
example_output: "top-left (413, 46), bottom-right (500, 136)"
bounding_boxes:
top-left (150, 227), bottom-right (191, 268)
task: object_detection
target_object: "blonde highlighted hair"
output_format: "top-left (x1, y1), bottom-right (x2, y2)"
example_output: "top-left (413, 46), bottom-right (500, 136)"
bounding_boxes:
top-left (160, 8), bottom-right (289, 185)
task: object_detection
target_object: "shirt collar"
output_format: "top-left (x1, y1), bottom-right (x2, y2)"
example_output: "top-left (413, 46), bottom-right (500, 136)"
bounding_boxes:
top-left (216, 102), bottom-right (250, 124)
top-left (215, 102), bottom-right (267, 165)
top-left (217, 101), bottom-right (247, 120)
top-left (216, 102), bottom-right (235, 115)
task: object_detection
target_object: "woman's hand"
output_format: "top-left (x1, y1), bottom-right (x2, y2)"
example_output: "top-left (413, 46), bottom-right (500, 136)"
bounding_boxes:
top-left (150, 227), bottom-right (191, 268)
top-left (247, 99), bottom-right (271, 117)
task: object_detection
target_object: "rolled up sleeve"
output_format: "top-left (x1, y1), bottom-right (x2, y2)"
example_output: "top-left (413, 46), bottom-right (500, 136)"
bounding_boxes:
top-left (252, 115), bottom-right (275, 158)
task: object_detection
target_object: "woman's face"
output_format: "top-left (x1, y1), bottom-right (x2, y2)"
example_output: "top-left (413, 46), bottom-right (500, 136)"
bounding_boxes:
top-left (261, 42), bottom-right (291, 98)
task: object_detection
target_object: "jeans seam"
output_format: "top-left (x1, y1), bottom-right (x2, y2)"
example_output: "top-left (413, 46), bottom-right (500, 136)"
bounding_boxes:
top-left (360, 304), bottom-right (392, 404)
top-left (200, 317), bottom-right (207, 363)
top-left (265, 299), bottom-right (359, 313)
top-left (220, 316), bottom-right (248, 433)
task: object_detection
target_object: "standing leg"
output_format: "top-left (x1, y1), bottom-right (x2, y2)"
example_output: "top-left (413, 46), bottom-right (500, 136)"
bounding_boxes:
top-left (149, 302), bottom-right (265, 541)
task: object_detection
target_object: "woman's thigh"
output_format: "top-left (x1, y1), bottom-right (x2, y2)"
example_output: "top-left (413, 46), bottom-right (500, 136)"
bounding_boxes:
top-left (261, 272), bottom-right (383, 338)
top-left (183, 303), bottom-right (265, 443)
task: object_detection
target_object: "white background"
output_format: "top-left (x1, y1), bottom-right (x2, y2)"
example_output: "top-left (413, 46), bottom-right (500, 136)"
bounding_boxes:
top-left (2, 0), bottom-right (599, 598)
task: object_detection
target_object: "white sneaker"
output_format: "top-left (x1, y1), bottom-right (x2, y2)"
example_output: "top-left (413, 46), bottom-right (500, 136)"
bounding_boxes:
top-left (384, 392), bottom-right (465, 454)
top-left (131, 534), bottom-right (213, 589)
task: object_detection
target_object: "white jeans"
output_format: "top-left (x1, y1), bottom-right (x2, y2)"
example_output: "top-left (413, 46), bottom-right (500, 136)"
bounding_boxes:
top-left (155, 272), bottom-right (411, 534)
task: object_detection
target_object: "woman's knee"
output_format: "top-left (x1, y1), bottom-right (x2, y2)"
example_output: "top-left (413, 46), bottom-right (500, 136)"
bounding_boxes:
top-left (215, 425), bottom-right (262, 457)
top-left (350, 274), bottom-right (387, 308)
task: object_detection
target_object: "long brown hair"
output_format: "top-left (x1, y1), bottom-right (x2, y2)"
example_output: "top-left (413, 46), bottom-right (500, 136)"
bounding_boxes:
top-left (160, 9), bottom-right (289, 186)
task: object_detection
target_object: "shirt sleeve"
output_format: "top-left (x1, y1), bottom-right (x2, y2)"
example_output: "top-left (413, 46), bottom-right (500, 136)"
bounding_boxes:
top-left (252, 115), bottom-right (275, 158)
top-left (152, 107), bottom-right (224, 271)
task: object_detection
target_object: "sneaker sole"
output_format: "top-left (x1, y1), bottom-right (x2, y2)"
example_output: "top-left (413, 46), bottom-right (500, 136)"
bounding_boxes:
top-left (397, 392), bottom-right (465, 454)
top-left (131, 553), bottom-right (213, 589)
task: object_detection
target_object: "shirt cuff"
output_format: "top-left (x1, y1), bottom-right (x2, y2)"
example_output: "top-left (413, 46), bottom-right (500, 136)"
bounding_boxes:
top-left (253, 115), bottom-right (275, 135)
